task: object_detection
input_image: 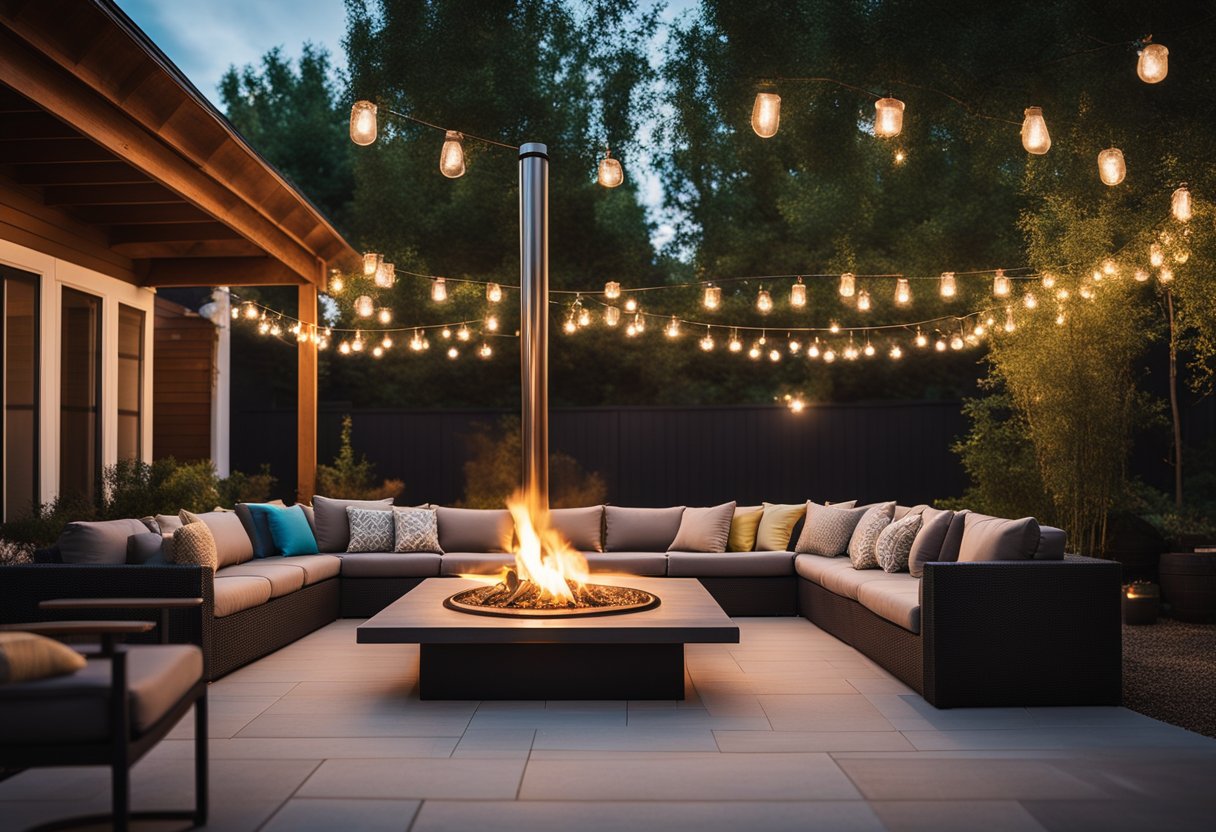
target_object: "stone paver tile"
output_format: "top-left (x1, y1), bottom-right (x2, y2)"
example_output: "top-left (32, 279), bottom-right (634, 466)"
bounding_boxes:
top-left (145, 736), bottom-right (457, 760)
top-left (903, 727), bottom-right (1216, 752)
top-left (234, 712), bottom-right (471, 738)
top-left (835, 758), bottom-right (1110, 800)
top-left (714, 730), bottom-right (914, 753)
top-left (1021, 799), bottom-right (1216, 832)
top-left (261, 798), bottom-right (420, 832)
top-left (870, 799), bottom-right (1047, 832)
top-left (533, 724), bottom-right (719, 751)
top-left (297, 758), bottom-right (526, 800)
top-left (451, 729), bottom-right (537, 758)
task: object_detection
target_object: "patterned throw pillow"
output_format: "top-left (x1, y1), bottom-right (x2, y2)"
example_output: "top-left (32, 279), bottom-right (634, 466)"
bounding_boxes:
top-left (876, 513), bottom-right (923, 573)
top-left (170, 521), bottom-right (218, 570)
top-left (393, 507), bottom-right (443, 553)
top-left (847, 502), bottom-right (896, 569)
top-left (794, 502), bottom-right (870, 557)
top-left (346, 507), bottom-right (394, 553)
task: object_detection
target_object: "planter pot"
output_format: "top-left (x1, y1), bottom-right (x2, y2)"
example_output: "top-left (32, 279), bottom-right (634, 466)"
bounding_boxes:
top-left (1158, 552), bottom-right (1216, 623)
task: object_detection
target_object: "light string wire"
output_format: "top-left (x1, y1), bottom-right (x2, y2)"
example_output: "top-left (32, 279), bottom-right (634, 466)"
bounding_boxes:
top-left (381, 107), bottom-right (519, 150)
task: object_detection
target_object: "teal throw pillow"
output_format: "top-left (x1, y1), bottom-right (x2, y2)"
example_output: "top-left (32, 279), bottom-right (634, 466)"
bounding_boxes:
top-left (265, 505), bottom-right (319, 556)
top-left (236, 503), bottom-right (280, 558)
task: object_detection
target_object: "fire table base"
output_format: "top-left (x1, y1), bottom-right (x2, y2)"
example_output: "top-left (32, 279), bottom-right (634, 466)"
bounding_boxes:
top-left (419, 642), bottom-right (683, 700)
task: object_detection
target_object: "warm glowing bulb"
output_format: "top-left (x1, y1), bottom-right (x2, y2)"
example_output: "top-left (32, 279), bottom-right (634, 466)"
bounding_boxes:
top-left (374, 261), bottom-right (395, 288)
top-left (915, 330), bottom-right (928, 348)
top-left (372, 346), bottom-right (384, 358)
top-left (788, 339), bottom-right (801, 353)
top-left (577, 307), bottom-right (591, 327)
top-left (410, 330), bottom-right (426, 351)
top-left (895, 278), bottom-right (911, 305)
top-left (1174, 249), bottom-right (1189, 264)
top-left (1056, 288), bottom-right (1070, 301)
top-left (1055, 311), bottom-right (1066, 326)
top-left (447, 346), bottom-right (459, 359)
top-left (1021, 106), bottom-right (1051, 154)
top-left (839, 273), bottom-right (856, 297)
top-left (790, 280), bottom-right (807, 308)
top-left (1172, 185), bottom-right (1192, 222)
top-left (893, 148), bottom-right (906, 164)
top-left (935, 338), bottom-right (947, 352)
top-left (243, 303), bottom-right (259, 320)
top-left (844, 345), bottom-right (859, 361)
top-left (857, 289), bottom-right (871, 312)
top-left (479, 343), bottom-right (493, 358)
top-left (1134, 269), bottom-right (1149, 283)
top-left (808, 340), bottom-right (821, 358)
top-left (362, 251), bottom-right (380, 276)
top-left (624, 297), bottom-right (637, 312)
top-left (1098, 147), bottom-right (1126, 186)
top-left (940, 272), bottom-right (956, 298)
top-left (1102, 259), bottom-right (1117, 277)
top-left (751, 91), bottom-right (781, 138)
top-left (756, 289), bottom-right (772, 313)
top-left (349, 100), bottom-right (377, 146)
top-left (604, 306), bottom-right (620, 326)
top-left (377, 308), bottom-right (392, 324)
top-left (486, 283), bottom-right (502, 303)
top-left (993, 270), bottom-right (1010, 297)
top-left (863, 342), bottom-right (876, 357)
top-left (1159, 267), bottom-right (1174, 284)
top-left (889, 345), bottom-right (903, 359)
top-left (605, 281), bottom-right (621, 299)
top-left (329, 275), bottom-right (344, 294)
top-left (597, 149), bottom-right (624, 188)
top-left (634, 314), bottom-right (645, 333)
top-left (823, 348), bottom-right (837, 363)
top-left (231, 307), bottom-right (239, 320)
top-left (625, 322), bottom-right (637, 337)
top-left (339, 340), bottom-right (351, 354)
top-left (1041, 273), bottom-right (1056, 289)
top-left (354, 295), bottom-right (374, 318)
top-left (950, 334), bottom-right (964, 350)
top-left (873, 97), bottom-right (904, 138)
top-left (439, 131), bottom-right (466, 178)
top-left (1079, 284), bottom-right (1094, 300)
top-left (748, 343), bottom-right (762, 360)
top-left (1092, 269), bottom-right (1103, 283)
top-left (486, 315), bottom-right (499, 332)
top-left (729, 334), bottom-right (742, 352)
top-left (1004, 307), bottom-right (1016, 333)
top-left (789, 398), bottom-right (805, 414)
top-left (703, 285), bottom-right (721, 309)
top-left (700, 333), bottom-right (715, 351)
top-left (381, 335), bottom-right (393, 349)
top-left (431, 278), bottom-right (448, 302)
top-left (829, 321), bottom-right (840, 334)
top-left (665, 316), bottom-right (680, 338)
top-left (1137, 42), bottom-right (1168, 84)
top-left (1023, 291), bottom-right (1038, 309)
top-left (351, 332), bottom-right (364, 352)
top-left (457, 325), bottom-right (470, 341)
top-left (767, 348), bottom-right (779, 362)
top-left (441, 328), bottom-right (451, 339)
top-left (974, 323), bottom-right (986, 337)
top-left (1150, 242), bottom-right (1164, 266)
top-left (563, 318), bottom-right (577, 334)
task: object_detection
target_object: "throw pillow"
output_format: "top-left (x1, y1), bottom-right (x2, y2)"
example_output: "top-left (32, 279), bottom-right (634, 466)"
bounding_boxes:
top-left (0, 632), bottom-right (86, 683)
top-left (728, 505), bottom-right (764, 552)
top-left (155, 513), bottom-right (183, 534)
top-left (393, 507), bottom-right (443, 553)
top-left (669, 501), bottom-right (736, 553)
top-left (548, 506), bottom-right (604, 552)
top-left (346, 506), bottom-right (395, 553)
top-left (435, 507), bottom-right (515, 553)
top-left (126, 532), bottom-right (167, 565)
top-left (908, 507), bottom-right (955, 578)
top-left (847, 502), bottom-right (896, 568)
top-left (170, 522), bottom-right (218, 570)
top-left (56, 518), bottom-right (150, 565)
top-left (179, 509), bottom-right (254, 568)
top-left (235, 503), bottom-right (280, 558)
top-left (311, 495), bottom-right (394, 553)
top-left (603, 506), bottom-right (686, 552)
top-left (265, 505), bottom-right (319, 556)
top-left (876, 513), bottom-right (923, 573)
top-left (756, 503), bottom-right (807, 551)
top-left (794, 501), bottom-right (870, 557)
top-left (958, 513), bottom-right (1041, 562)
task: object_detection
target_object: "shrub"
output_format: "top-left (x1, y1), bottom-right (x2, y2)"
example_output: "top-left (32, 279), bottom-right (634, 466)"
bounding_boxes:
top-left (315, 415), bottom-right (404, 500)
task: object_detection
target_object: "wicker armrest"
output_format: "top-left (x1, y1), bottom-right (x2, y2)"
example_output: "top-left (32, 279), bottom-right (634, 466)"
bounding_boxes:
top-left (920, 558), bottom-right (1122, 708)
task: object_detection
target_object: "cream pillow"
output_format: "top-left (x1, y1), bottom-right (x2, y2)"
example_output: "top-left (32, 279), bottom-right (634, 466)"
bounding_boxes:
top-left (794, 501), bottom-right (869, 557)
top-left (669, 502), bottom-right (736, 553)
top-left (847, 502), bottom-right (896, 569)
top-left (170, 522), bottom-right (218, 570)
top-left (756, 502), bottom-right (807, 551)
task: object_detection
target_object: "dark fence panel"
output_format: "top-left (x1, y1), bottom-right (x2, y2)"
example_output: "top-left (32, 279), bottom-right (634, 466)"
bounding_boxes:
top-left (232, 401), bottom-right (971, 507)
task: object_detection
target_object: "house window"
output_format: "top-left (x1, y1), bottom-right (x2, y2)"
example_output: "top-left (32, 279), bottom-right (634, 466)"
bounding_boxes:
top-left (60, 287), bottom-right (102, 505)
top-left (1, 266), bottom-right (39, 521)
top-left (117, 304), bottom-right (144, 462)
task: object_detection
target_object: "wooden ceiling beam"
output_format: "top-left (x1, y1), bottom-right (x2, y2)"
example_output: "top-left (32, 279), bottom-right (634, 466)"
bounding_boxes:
top-left (42, 182), bottom-right (180, 205)
top-left (10, 161), bottom-right (152, 186)
top-left (136, 256), bottom-right (307, 287)
top-left (1, 137), bottom-right (117, 164)
top-left (112, 239), bottom-right (265, 259)
top-left (109, 222), bottom-right (243, 245)
top-left (0, 110), bottom-right (82, 139)
top-left (70, 202), bottom-right (207, 224)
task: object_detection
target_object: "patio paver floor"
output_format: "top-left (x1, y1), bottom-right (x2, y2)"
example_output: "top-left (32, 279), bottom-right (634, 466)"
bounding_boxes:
top-left (0, 616), bottom-right (1213, 831)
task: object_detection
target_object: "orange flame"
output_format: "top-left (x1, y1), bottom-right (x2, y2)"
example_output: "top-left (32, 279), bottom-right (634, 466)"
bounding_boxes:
top-left (505, 490), bottom-right (589, 604)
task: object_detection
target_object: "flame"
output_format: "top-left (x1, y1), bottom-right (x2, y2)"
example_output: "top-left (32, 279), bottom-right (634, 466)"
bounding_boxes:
top-left (506, 490), bottom-right (589, 604)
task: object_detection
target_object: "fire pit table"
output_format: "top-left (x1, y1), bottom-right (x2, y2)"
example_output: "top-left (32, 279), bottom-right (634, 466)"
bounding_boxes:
top-left (357, 577), bottom-right (739, 700)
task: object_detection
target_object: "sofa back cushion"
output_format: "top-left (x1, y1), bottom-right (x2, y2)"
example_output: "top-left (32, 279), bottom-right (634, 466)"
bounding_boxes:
top-left (1036, 526), bottom-right (1067, 559)
top-left (958, 513), bottom-right (1041, 562)
top-left (794, 502), bottom-right (869, 557)
top-left (548, 506), bottom-right (604, 552)
top-left (181, 510), bottom-right (253, 568)
top-left (756, 502), bottom-right (807, 551)
top-left (311, 496), bottom-right (393, 553)
top-left (937, 509), bottom-right (970, 562)
top-left (669, 501), bottom-right (736, 553)
top-left (908, 507), bottom-right (954, 578)
top-left (265, 505), bottom-right (319, 556)
top-left (56, 518), bottom-right (150, 565)
top-left (728, 505), bottom-right (764, 552)
top-left (155, 513), bottom-right (183, 534)
top-left (604, 506), bottom-right (685, 552)
top-left (126, 532), bottom-right (168, 565)
top-left (436, 507), bottom-right (514, 553)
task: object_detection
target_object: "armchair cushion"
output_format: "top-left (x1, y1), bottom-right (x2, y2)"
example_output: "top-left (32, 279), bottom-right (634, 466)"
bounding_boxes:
top-left (0, 631), bottom-right (86, 683)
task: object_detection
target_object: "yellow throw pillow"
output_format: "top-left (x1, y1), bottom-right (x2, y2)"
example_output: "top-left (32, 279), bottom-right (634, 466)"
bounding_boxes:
top-left (0, 632), bottom-right (86, 683)
top-left (728, 505), bottom-right (764, 552)
top-left (756, 502), bottom-right (808, 551)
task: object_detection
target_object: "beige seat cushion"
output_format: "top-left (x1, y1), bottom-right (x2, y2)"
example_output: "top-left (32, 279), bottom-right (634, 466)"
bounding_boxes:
top-left (583, 552), bottom-right (668, 577)
top-left (667, 551), bottom-right (793, 577)
top-left (213, 576), bottom-right (272, 617)
top-left (857, 579), bottom-right (922, 633)
top-left (440, 552), bottom-right (515, 576)
top-left (216, 562), bottom-right (304, 598)
top-left (793, 553), bottom-right (856, 585)
top-left (0, 644), bottom-right (203, 742)
top-left (816, 562), bottom-right (909, 601)
top-left (268, 554), bottom-right (342, 584)
top-left (339, 552), bottom-right (443, 578)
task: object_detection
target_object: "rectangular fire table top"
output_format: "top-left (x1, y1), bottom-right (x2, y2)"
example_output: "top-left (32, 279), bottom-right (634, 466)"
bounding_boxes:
top-left (356, 578), bottom-right (739, 645)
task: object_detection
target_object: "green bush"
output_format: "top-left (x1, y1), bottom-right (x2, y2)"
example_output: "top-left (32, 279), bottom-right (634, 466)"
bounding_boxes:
top-left (315, 415), bottom-right (403, 501)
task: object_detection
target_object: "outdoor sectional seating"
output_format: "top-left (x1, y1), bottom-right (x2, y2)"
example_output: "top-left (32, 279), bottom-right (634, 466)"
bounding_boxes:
top-left (0, 501), bottom-right (1123, 708)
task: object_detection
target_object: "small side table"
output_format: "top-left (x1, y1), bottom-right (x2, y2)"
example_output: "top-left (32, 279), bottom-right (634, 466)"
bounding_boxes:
top-left (1158, 552), bottom-right (1216, 623)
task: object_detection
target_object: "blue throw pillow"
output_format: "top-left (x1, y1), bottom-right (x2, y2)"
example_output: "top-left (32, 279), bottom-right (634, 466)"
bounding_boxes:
top-left (237, 503), bottom-right (280, 558)
top-left (265, 505), bottom-right (319, 556)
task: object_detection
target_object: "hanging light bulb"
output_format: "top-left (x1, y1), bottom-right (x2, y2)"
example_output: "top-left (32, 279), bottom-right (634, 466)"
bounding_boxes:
top-left (873, 97), bottom-right (905, 138)
top-left (381, 335), bottom-right (393, 349)
top-left (790, 278), bottom-right (807, 308)
top-left (634, 313), bottom-right (645, 333)
top-left (439, 131), bottom-right (466, 178)
top-left (1092, 268), bottom-right (1103, 283)
top-left (786, 339), bottom-right (801, 355)
top-left (1137, 41), bottom-right (1169, 84)
top-left (563, 317), bottom-right (577, 334)
top-left (1041, 272), bottom-right (1056, 289)
top-left (431, 278), bottom-right (447, 302)
top-left (231, 307), bottom-right (240, 320)
top-left (748, 342), bottom-right (762, 360)
top-left (351, 331), bottom-right (365, 352)
top-left (441, 327), bottom-right (452, 340)
top-left (823, 348), bottom-right (837, 363)
top-left (915, 329), bottom-right (928, 348)
top-left (377, 307), bottom-right (392, 324)
top-left (597, 145), bottom-right (624, 188)
top-left (1134, 268), bottom-right (1149, 283)
top-left (329, 274), bottom-right (345, 294)
top-left (1056, 288), bottom-right (1070, 301)
top-left (893, 148), bottom-right (906, 164)
top-left (1023, 291), bottom-right (1038, 309)
top-left (839, 273), bottom-right (856, 297)
top-left (863, 341), bottom-right (876, 357)
top-left (751, 90), bottom-right (781, 138)
top-left (889, 344), bottom-right (903, 360)
top-left (934, 337), bottom-right (947, 352)
top-left (354, 295), bottom-right (374, 318)
top-left (269, 321), bottom-right (282, 337)
top-left (625, 321), bottom-right (638, 337)
top-left (1004, 306), bottom-right (1016, 333)
top-left (447, 346), bottom-right (459, 359)
top-left (974, 322), bottom-right (986, 337)
top-left (699, 330), bottom-right (715, 351)
top-left (1159, 267), bottom-right (1174, 284)
top-left (456, 325), bottom-right (470, 342)
top-left (950, 332), bottom-right (964, 350)
top-left (349, 100), bottom-right (377, 146)
top-left (728, 330), bottom-right (742, 352)
top-left (768, 348), bottom-right (780, 362)
top-left (624, 297), bottom-right (637, 312)
top-left (993, 270), bottom-right (1011, 297)
top-left (940, 272), bottom-right (956, 298)
top-left (243, 302), bottom-right (259, 320)
top-left (1102, 259), bottom-right (1118, 277)
top-left (605, 281), bottom-right (621, 299)
top-left (808, 339), bottom-right (821, 358)
top-left (1097, 147), bottom-right (1126, 186)
top-left (338, 340), bottom-right (351, 355)
top-left (829, 320), bottom-right (841, 334)
top-left (1079, 283), bottom-right (1094, 300)
top-left (1021, 106), bottom-right (1051, 154)
top-left (665, 316), bottom-right (680, 338)
top-left (788, 397), bottom-right (806, 414)
top-left (486, 283), bottom-right (503, 303)
top-left (1150, 242), bottom-right (1164, 266)
top-left (756, 289), bottom-right (773, 313)
top-left (362, 252), bottom-right (381, 276)
top-left (479, 342), bottom-right (493, 358)
top-left (857, 289), bottom-right (871, 312)
top-left (485, 314), bottom-right (499, 332)
top-left (844, 343), bottom-right (859, 361)
top-left (1172, 185), bottom-right (1192, 222)
top-left (372, 345), bottom-right (384, 358)
top-left (703, 285), bottom-right (721, 310)
top-left (894, 278), bottom-right (911, 305)
top-left (577, 306), bottom-right (591, 327)
top-left (604, 306), bottom-right (620, 327)
top-left (374, 261), bottom-right (395, 288)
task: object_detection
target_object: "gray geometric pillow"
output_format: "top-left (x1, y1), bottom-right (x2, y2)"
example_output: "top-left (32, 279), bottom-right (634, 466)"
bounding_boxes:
top-left (794, 501), bottom-right (870, 557)
top-left (847, 502), bottom-right (895, 569)
top-left (876, 513), bottom-right (923, 573)
top-left (345, 507), bottom-right (394, 553)
top-left (393, 507), bottom-right (443, 554)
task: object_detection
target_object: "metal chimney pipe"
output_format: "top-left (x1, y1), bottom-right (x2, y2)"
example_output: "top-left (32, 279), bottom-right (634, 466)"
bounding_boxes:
top-left (519, 142), bottom-right (549, 512)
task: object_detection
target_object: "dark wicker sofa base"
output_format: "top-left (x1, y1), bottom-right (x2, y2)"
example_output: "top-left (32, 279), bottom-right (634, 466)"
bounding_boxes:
top-left (208, 578), bottom-right (339, 679)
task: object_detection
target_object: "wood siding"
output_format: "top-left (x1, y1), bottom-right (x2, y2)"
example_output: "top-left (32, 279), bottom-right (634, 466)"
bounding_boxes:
top-left (152, 297), bottom-right (213, 462)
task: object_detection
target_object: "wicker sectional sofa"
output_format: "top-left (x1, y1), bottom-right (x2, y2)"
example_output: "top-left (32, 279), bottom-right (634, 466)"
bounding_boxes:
top-left (0, 501), bottom-right (1122, 708)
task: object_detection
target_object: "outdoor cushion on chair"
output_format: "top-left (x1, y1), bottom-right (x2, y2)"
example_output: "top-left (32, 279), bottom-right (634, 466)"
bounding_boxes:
top-left (216, 562), bottom-right (304, 597)
top-left (816, 562), bottom-right (909, 601)
top-left (727, 505), bottom-right (764, 551)
top-left (235, 502), bottom-right (286, 558)
top-left (666, 551), bottom-right (794, 577)
top-left (0, 644), bottom-right (203, 743)
top-left (1036, 526), bottom-right (1067, 559)
top-left (794, 553), bottom-right (856, 585)
top-left (272, 553), bottom-right (342, 584)
top-left (908, 507), bottom-right (955, 578)
top-left (755, 503), bottom-right (806, 551)
top-left (265, 504), bottom-right (319, 556)
top-left (583, 552), bottom-right (668, 576)
top-left (339, 552), bottom-right (443, 578)
top-left (856, 579), bottom-right (922, 633)
top-left (958, 513), bottom-right (1041, 562)
top-left (212, 576), bottom-right (273, 617)
top-left (0, 631), bottom-right (86, 682)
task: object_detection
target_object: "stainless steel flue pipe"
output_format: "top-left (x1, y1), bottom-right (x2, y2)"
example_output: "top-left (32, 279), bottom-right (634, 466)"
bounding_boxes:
top-left (519, 142), bottom-right (549, 511)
